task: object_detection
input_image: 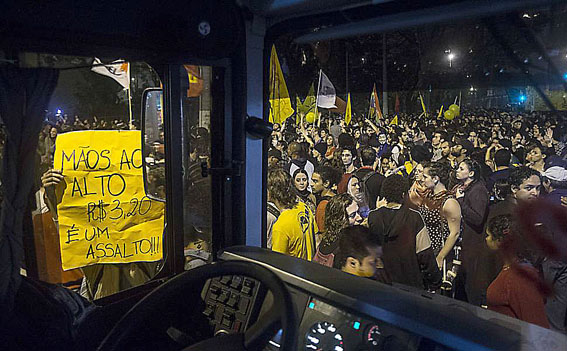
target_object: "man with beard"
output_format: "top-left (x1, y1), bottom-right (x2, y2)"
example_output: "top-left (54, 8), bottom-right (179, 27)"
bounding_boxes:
top-left (439, 139), bottom-right (453, 164)
top-left (450, 138), bottom-right (474, 168)
top-left (431, 131), bottom-right (447, 162)
top-left (311, 165), bottom-right (341, 232)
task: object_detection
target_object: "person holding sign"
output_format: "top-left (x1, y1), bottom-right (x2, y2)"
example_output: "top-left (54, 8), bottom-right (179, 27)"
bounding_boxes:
top-left (42, 130), bottom-right (165, 300)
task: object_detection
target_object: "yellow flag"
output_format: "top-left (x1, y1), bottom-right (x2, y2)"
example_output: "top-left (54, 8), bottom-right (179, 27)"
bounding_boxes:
top-left (389, 115), bottom-right (398, 126)
top-left (438, 105), bottom-right (444, 119)
top-left (269, 45), bottom-right (294, 124)
top-left (419, 94), bottom-right (427, 117)
top-left (296, 96), bottom-right (302, 125)
top-left (304, 83), bottom-right (317, 124)
top-left (345, 93), bottom-right (352, 125)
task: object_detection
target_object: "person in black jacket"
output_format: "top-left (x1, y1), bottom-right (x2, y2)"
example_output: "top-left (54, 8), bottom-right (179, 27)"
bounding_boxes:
top-left (368, 175), bottom-right (441, 291)
top-left (453, 159), bottom-right (490, 305)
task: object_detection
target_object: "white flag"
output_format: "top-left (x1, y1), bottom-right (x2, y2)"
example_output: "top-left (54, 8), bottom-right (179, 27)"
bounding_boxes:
top-left (91, 58), bottom-right (130, 90)
top-left (316, 70), bottom-right (337, 109)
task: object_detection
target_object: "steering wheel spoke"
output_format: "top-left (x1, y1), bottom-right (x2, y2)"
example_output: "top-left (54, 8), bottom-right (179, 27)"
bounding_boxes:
top-left (244, 305), bottom-right (282, 350)
top-left (97, 261), bottom-right (297, 351)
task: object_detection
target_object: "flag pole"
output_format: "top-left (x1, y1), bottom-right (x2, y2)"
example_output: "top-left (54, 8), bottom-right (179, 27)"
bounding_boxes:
top-left (315, 69), bottom-right (322, 127)
top-left (127, 62), bottom-right (133, 129)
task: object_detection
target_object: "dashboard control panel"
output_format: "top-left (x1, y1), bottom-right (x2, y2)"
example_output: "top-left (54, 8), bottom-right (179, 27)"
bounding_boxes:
top-left (298, 297), bottom-right (420, 351)
top-left (202, 275), bottom-right (265, 335)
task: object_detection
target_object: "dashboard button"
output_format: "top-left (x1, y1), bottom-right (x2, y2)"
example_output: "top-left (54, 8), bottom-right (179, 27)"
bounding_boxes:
top-left (220, 276), bottom-right (231, 285)
top-left (230, 276), bottom-right (242, 289)
top-left (241, 286), bottom-right (252, 296)
top-left (239, 298), bottom-right (250, 314)
top-left (218, 290), bottom-right (230, 303)
top-left (227, 293), bottom-right (239, 308)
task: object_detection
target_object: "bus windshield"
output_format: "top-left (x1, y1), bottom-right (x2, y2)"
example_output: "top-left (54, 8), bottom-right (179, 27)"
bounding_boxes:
top-left (266, 3), bottom-right (567, 332)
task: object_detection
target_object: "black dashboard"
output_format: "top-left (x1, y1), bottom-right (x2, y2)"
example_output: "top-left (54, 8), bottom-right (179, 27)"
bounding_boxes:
top-left (270, 294), bottom-right (422, 351)
top-left (198, 246), bottom-right (566, 351)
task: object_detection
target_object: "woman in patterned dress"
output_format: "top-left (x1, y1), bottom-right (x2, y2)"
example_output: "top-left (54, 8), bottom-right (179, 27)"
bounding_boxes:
top-left (419, 161), bottom-right (462, 269)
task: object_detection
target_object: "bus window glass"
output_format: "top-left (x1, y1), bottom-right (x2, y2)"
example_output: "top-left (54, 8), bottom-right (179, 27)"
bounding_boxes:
top-left (13, 54), bottom-right (165, 300)
top-left (180, 65), bottom-right (213, 270)
top-left (266, 4), bottom-right (567, 326)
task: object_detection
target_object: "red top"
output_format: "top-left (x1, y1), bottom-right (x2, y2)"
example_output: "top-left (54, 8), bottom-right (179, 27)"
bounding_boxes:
top-left (315, 200), bottom-right (329, 233)
top-left (487, 263), bottom-right (550, 328)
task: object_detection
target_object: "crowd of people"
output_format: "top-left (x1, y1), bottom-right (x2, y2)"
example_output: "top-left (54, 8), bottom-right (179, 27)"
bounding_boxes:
top-left (267, 109), bottom-right (567, 333)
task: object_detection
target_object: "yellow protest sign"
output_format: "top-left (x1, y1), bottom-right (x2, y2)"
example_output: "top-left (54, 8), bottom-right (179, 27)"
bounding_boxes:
top-left (53, 130), bottom-right (165, 270)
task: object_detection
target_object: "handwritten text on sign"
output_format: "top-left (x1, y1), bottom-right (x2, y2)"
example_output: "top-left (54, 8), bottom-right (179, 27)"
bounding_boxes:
top-left (54, 130), bottom-right (165, 270)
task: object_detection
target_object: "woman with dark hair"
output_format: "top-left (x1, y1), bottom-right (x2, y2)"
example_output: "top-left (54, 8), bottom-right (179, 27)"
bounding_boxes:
top-left (453, 159), bottom-right (490, 305)
top-left (419, 162), bottom-right (462, 286)
top-left (292, 168), bottom-right (316, 213)
top-left (313, 193), bottom-right (363, 267)
top-left (486, 215), bottom-right (549, 328)
top-left (325, 135), bottom-right (337, 160)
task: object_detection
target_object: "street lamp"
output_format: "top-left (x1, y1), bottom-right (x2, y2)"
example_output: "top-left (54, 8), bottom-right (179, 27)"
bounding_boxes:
top-left (448, 53), bottom-right (455, 67)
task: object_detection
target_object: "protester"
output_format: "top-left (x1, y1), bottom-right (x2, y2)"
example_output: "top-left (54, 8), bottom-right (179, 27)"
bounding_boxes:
top-left (270, 168), bottom-right (318, 260)
top-left (368, 174), bottom-right (441, 290)
top-left (486, 215), bottom-right (550, 328)
top-left (420, 162), bottom-right (462, 268)
top-left (266, 106), bottom-right (567, 316)
top-left (313, 193), bottom-right (362, 267)
top-left (310, 165), bottom-right (341, 233)
top-left (453, 159), bottom-right (490, 305)
top-left (292, 168), bottom-right (316, 212)
top-left (333, 225), bottom-right (381, 278)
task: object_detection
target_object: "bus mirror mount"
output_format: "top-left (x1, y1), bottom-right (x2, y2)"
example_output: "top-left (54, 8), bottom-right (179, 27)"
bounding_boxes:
top-left (245, 115), bottom-right (273, 139)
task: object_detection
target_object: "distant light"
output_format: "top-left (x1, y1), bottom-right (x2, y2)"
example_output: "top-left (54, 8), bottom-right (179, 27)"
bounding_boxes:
top-left (522, 13), bottom-right (530, 18)
top-left (448, 53), bottom-right (455, 60)
top-left (519, 95), bottom-right (527, 102)
top-left (470, 86), bottom-right (474, 91)
top-left (353, 321), bottom-right (361, 330)
top-left (56, 109), bottom-right (62, 114)
top-left (563, 73), bottom-right (567, 80)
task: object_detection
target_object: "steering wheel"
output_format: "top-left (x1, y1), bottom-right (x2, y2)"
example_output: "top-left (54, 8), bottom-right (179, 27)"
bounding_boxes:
top-left (97, 261), bottom-right (297, 351)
